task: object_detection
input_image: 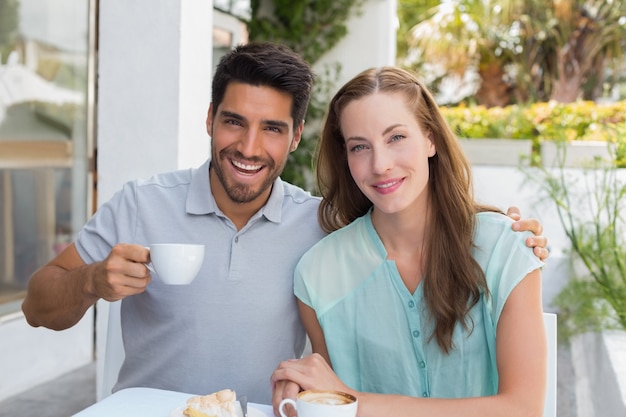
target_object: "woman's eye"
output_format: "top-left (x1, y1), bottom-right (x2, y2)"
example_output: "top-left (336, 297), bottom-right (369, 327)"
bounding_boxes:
top-left (390, 134), bottom-right (405, 142)
top-left (350, 144), bottom-right (367, 152)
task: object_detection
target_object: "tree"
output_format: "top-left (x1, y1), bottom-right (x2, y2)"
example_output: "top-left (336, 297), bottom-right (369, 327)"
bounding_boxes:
top-left (399, 0), bottom-right (626, 105)
top-left (519, 0), bottom-right (626, 102)
top-left (402, 0), bottom-right (528, 106)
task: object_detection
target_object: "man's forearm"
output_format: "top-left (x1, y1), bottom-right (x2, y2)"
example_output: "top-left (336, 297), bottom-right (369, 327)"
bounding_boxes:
top-left (22, 263), bottom-right (99, 330)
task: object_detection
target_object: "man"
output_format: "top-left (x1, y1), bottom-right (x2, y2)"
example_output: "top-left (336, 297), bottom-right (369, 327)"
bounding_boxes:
top-left (22, 42), bottom-right (547, 404)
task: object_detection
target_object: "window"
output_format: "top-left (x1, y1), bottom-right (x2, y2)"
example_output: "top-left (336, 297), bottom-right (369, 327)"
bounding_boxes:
top-left (213, 0), bottom-right (250, 20)
top-left (0, 0), bottom-right (93, 314)
top-left (213, 6), bottom-right (249, 69)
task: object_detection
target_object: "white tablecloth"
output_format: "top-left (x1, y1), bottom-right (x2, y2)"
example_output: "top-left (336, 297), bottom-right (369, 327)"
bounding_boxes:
top-left (72, 387), bottom-right (274, 417)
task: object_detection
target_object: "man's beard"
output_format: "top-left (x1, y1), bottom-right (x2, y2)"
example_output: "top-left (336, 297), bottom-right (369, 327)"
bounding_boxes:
top-left (211, 147), bottom-right (284, 204)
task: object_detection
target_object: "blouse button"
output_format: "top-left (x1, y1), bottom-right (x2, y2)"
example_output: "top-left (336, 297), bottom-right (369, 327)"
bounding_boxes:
top-left (412, 330), bottom-right (420, 338)
top-left (422, 392), bottom-right (429, 398)
top-left (419, 361), bottom-right (426, 368)
top-left (408, 300), bottom-right (415, 308)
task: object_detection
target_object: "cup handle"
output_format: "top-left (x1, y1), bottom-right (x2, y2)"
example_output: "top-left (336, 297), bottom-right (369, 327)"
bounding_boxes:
top-left (143, 246), bottom-right (154, 273)
top-left (278, 398), bottom-right (297, 417)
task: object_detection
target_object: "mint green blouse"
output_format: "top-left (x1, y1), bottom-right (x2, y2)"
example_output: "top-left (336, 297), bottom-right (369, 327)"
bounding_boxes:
top-left (294, 211), bottom-right (543, 398)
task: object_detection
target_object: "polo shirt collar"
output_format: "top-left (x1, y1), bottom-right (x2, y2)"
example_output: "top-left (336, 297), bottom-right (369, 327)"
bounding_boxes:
top-left (186, 159), bottom-right (285, 223)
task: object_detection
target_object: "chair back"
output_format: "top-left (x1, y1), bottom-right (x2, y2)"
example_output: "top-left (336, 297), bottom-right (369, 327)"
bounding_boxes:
top-left (96, 300), bottom-right (125, 400)
top-left (543, 312), bottom-right (557, 417)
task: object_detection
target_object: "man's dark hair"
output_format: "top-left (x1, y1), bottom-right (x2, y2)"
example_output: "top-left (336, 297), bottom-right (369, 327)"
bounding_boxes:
top-left (211, 42), bottom-right (314, 129)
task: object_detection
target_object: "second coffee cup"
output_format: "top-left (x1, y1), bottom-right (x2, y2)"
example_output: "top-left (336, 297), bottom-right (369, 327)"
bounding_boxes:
top-left (147, 243), bottom-right (205, 285)
top-left (278, 390), bottom-right (357, 417)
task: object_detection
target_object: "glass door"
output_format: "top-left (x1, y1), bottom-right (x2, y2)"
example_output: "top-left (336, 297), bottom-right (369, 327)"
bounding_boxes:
top-left (0, 0), bottom-right (94, 314)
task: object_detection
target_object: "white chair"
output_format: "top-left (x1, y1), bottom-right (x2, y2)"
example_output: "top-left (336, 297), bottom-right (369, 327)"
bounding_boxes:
top-left (96, 300), bottom-right (125, 401)
top-left (543, 312), bottom-right (557, 417)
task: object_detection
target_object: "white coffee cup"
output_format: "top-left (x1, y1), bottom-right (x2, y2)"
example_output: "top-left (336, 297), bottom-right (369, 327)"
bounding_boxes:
top-left (147, 243), bottom-right (205, 285)
top-left (278, 390), bottom-right (357, 417)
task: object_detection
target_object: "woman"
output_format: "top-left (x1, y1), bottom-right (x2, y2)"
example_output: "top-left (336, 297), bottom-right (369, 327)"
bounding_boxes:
top-left (271, 67), bottom-right (546, 417)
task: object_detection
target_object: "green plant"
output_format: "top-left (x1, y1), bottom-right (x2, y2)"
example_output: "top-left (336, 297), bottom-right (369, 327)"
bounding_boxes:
top-left (441, 100), bottom-right (626, 167)
top-left (522, 133), bottom-right (626, 339)
top-left (0, 0), bottom-right (19, 61)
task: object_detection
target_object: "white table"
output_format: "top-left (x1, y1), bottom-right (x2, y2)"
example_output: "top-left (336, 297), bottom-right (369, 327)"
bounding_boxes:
top-left (72, 387), bottom-right (274, 417)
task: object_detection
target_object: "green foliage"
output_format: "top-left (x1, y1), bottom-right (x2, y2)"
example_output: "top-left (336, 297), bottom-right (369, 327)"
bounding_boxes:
top-left (397, 0), bottom-right (626, 104)
top-left (522, 131), bottom-right (626, 338)
top-left (442, 105), bottom-right (537, 139)
top-left (247, 0), bottom-right (363, 64)
top-left (0, 0), bottom-right (19, 60)
top-left (246, 0), bottom-right (363, 190)
top-left (441, 100), bottom-right (626, 166)
top-left (396, 0), bottom-right (438, 63)
top-left (281, 63), bottom-right (341, 192)
top-left (552, 278), bottom-right (620, 340)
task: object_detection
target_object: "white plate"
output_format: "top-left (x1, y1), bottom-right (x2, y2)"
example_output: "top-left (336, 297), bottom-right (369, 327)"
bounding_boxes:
top-left (170, 401), bottom-right (266, 417)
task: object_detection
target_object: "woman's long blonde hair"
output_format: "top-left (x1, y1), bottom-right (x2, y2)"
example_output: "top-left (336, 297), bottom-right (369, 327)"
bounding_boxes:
top-left (316, 67), bottom-right (500, 353)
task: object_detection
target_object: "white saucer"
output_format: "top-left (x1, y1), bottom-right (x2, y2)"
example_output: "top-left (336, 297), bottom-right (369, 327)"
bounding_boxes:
top-left (170, 401), bottom-right (266, 417)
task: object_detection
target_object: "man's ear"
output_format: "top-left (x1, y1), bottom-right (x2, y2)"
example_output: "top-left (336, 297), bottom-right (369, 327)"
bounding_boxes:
top-left (290, 121), bottom-right (305, 152)
top-left (206, 103), bottom-right (214, 136)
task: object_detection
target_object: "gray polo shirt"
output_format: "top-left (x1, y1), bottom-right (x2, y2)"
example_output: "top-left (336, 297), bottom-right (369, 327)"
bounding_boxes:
top-left (76, 159), bottom-right (325, 403)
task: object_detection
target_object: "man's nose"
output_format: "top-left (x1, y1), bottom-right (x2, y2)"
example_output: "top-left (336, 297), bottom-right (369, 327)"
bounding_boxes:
top-left (240, 129), bottom-right (263, 156)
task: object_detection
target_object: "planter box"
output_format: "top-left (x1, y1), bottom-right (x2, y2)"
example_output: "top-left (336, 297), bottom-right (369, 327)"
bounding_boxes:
top-left (541, 140), bottom-right (615, 168)
top-left (458, 138), bottom-right (533, 166)
top-left (571, 330), bottom-right (626, 417)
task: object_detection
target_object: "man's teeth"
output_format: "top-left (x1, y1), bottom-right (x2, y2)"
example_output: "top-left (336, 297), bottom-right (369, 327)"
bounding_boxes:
top-left (232, 160), bottom-right (262, 171)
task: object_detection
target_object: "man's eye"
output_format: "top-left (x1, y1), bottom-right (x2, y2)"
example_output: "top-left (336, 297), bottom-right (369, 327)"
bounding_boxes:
top-left (225, 119), bottom-right (242, 126)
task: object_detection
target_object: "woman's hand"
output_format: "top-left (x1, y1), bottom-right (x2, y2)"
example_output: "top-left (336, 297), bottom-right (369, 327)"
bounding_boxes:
top-left (271, 353), bottom-right (353, 416)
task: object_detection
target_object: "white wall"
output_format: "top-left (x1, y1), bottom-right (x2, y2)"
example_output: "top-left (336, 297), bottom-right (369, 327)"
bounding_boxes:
top-left (0, 308), bottom-right (93, 402)
top-left (471, 166), bottom-right (573, 312)
top-left (316, 0), bottom-right (398, 90)
top-left (97, 0), bottom-right (212, 204)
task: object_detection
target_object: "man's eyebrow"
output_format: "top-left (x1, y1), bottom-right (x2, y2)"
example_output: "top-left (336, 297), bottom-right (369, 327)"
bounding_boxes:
top-left (218, 111), bottom-right (289, 129)
top-left (219, 110), bottom-right (244, 121)
top-left (264, 119), bottom-right (290, 129)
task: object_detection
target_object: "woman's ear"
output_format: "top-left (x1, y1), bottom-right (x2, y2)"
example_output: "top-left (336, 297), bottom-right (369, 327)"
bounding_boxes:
top-left (427, 130), bottom-right (437, 157)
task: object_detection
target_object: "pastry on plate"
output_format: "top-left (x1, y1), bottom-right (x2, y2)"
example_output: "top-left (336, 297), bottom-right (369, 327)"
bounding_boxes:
top-left (183, 389), bottom-right (237, 417)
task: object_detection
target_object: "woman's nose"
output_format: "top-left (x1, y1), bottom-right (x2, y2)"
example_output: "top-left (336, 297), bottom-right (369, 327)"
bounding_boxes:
top-left (371, 148), bottom-right (393, 174)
